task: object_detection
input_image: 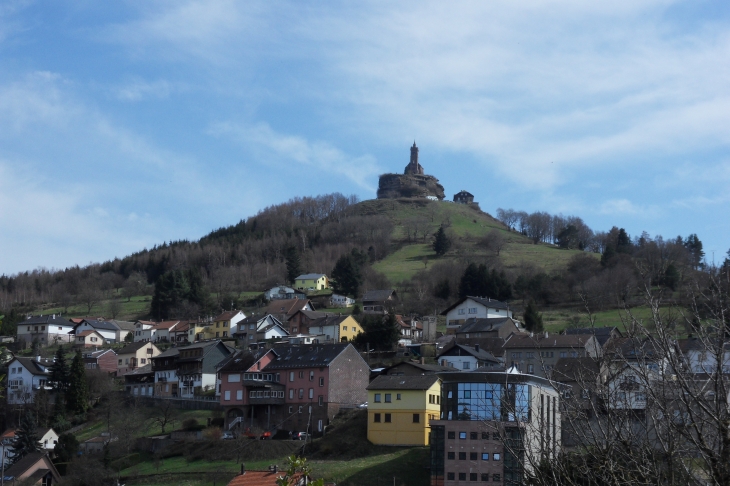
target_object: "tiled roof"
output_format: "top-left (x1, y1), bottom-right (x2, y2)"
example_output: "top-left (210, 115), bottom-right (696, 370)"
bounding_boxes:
top-left (227, 471), bottom-right (305, 486)
top-left (153, 321), bottom-right (181, 330)
top-left (110, 320), bottom-right (136, 331)
top-left (440, 296), bottom-right (510, 315)
top-left (76, 330), bottom-right (100, 338)
top-left (438, 344), bottom-right (500, 363)
top-left (124, 364), bottom-right (153, 376)
top-left (265, 343), bottom-right (350, 370)
top-left (218, 349), bottom-right (268, 373)
top-left (367, 374), bottom-right (440, 390)
top-left (295, 273), bottom-right (327, 280)
top-left (117, 341), bottom-right (157, 355)
top-left (362, 289), bottom-right (396, 302)
top-left (267, 299), bottom-right (312, 316)
top-left (455, 317), bottom-right (517, 334)
top-left (383, 362), bottom-right (457, 374)
top-left (564, 327), bottom-right (621, 346)
top-left (4, 451), bottom-right (48, 477)
top-left (214, 310), bottom-right (244, 322)
top-left (19, 315), bottom-right (73, 326)
top-left (77, 320), bottom-right (120, 332)
top-left (503, 333), bottom-right (594, 349)
top-left (14, 357), bottom-right (53, 375)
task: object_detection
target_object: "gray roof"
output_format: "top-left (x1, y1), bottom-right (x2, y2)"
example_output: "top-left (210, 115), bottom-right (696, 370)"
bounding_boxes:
top-left (367, 374), bottom-right (440, 391)
top-left (117, 341), bottom-right (157, 355)
top-left (503, 333), bottom-right (595, 349)
top-left (124, 364), bottom-right (153, 376)
top-left (552, 357), bottom-right (601, 382)
top-left (265, 343), bottom-right (351, 370)
top-left (362, 289), bottom-right (396, 302)
top-left (19, 315), bottom-right (73, 327)
top-left (110, 320), bottom-right (136, 331)
top-left (440, 296), bottom-right (510, 316)
top-left (382, 361), bottom-right (457, 374)
top-left (438, 344), bottom-right (500, 363)
top-left (455, 317), bottom-right (517, 334)
top-left (13, 356), bottom-right (53, 375)
top-left (296, 273), bottom-right (327, 280)
top-left (77, 320), bottom-right (120, 332)
top-left (564, 327), bottom-right (621, 346)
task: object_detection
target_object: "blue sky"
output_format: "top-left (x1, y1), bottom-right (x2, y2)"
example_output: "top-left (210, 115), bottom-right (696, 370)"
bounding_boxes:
top-left (1, 0), bottom-right (729, 274)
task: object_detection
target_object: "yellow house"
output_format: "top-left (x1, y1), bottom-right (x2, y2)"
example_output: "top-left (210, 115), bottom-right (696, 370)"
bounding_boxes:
top-left (306, 315), bottom-right (363, 343)
top-left (204, 310), bottom-right (246, 340)
top-left (366, 375), bottom-right (441, 446)
top-left (294, 273), bottom-right (329, 291)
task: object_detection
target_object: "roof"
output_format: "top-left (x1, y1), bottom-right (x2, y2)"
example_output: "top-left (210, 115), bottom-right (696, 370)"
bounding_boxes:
top-left (264, 343), bottom-right (351, 370)
top-left (676, 337), bottom-right (730, 354)
top-left (266, 299), bottom-right (312, 317)
top-left (552, 357), bottom-right (601, 383)
top-left (153, 347), bottom-right (181, 359)
top-left (455, 317), bottom-right (517, 334)
top-left (564, 327), bottom-right (621, 346)
top-left (503, 333), bottom-right (594, 349)
top-left (4, 452), bottom-right (50, 478)
top-left (110, 320), bottom-right (136, 331)
top-left (76, 330), bottom-right (102, 338)
top-left (455, 190), bottom-right (474, 197)
top-left (307, 315), bottom-right (349, 328)
top-left (124, 364), bottom-right (153, 376)
top-left (19, 315), bottom-right (73, 327)
top-left (214, 310), bottom-right (244, 322)
top-left (437, 344), bottom-right (500, 363)
top-left (382, 361), bottom-right (458, 374)
top-left (77, 320), bottom-right (120, 332)
top-left (440, 296), bottom-right (510, 315)
top-left (13, 356), bottom-right (53, 375)
top-left (604, 337), bottom-right (668, 359)
top-left (362, 289), bottom-right (396, 302)
top-left (218, 349), bottom-right (270, 373)
top-left (117, 341), bottom-right (157, 355)
top-left (367, 374), bottom-right (440, 390)
top-left (153, 320), bottom-right (181, 330)
top-left (295, 273), bottom-right (327, 280)
top-left (84, 349), bottom-right (116, 359)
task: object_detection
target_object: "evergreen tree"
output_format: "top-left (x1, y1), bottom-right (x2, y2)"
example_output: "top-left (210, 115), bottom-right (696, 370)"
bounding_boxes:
top-left (53, 433), bottom-right (79, 475)
top-left (523, 302), bottom-right (544, 333)
top-left (684, 233), bottom-right (705, 269)
top-left (285, 246), bottom-right (302, 285)
top-left (458, 264), bottom-right (512, 301)
top-left (352, 314), bottom-right (400, 351)
top-left (331, 249), bottom-right (366, 297)
top-left (432, 226), bottom-right (451, 257)
top-left (10, 412), bottom-right (42, 463)
top-left (48, 346), bottom-right (69, 392)
top-left (65, 351), bottom-right (89, 416)
top-left (433, 278), bottom-right (451, 300)
top-left (151, 268), bottom-right (212, 320)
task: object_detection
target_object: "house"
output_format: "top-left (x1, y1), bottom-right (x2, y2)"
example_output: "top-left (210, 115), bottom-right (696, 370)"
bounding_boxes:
top-left (676, 337), bottom-right (730, 374)
top-left (294, 274), bottom-right (329, 291)
top-left (71, 319), bottom-right (119, 343)
top-left (264, 286), bottom-right (306, 301)
top-left (287, 310), bottom-right (328, 334)
top-left (109, 319), bottom-right (136, 342)
top-left (551, 357), bottom-right (602, 446)
top-left (235, 315), bottom-right (287, 346)
top-left (116, 341), bottom-right (161, 376)
top-left (151, 347), bottom-right (180, 397)
top-left (330, 294), bottom-right (355, 308)
top-left (429, 370), bottom-right (561, 485)
top-left (396, 315), bottom-right (423, 344)
top-left (74, 330), bottom-right (105, 348)
top-left (366, 374), bottom-right (441, 446)
top-left (266, 299), bottom-right (314, 323)
top-left (150, 321), bottom-right (182, 342)
top-left (80, 434), bottom-right (114, 454)
top-left (2, 452), bottom-right (61, 485)
top-left (305, 315), bottom-right (363, 343)
top-left (380, 361), bottom-right (457, 376)
top-left (132, 320), bottom-right (157, 342)
top-left (437, 344), bottom-right (502, 371)
top-left (361, 289), bottom-right (398, 314)
top-left (503, 332), bottom-right (601, 378)
top-left (171, 321), bottom-right (191, 343)
top-left (453, 190), bottom-right (474, 204)
top-left (207, 310), bottom-right (246, 340)
top-left (176, 340), bottom-right (235, 397)
top-left (83, 349), bottom-right (117, 373)
top-left (440, 296), bottom-right (513, 334)
top-left (219, 343), bottom-right (369, 436)
top-left (16, 315), bottom-right (74, 347)
top-left (6, 356), bottom-right (53, 405)
top-left (564, 326), bottom-right (623, 349)
top-left (124, 364), bottom-right (155, 396)
top-left (455, 317), bottom-right (520, 341)
top-left (0, 428), bottom-right (57, 468)
top-left (186, 320), bottom-right (210, 343)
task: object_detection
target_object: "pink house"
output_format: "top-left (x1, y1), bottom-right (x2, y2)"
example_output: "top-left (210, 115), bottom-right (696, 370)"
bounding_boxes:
top-left (218, 343), bottom-right (368, 437)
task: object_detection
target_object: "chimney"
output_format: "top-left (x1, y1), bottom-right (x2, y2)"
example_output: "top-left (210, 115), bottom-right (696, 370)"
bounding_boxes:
top-left (420, 357), bottom-right (425, 365)
top-left (474, 344), bottom-right (480, 352)
top-left (240, 464), bottom-right (246, 475)
top-left (36, 355), bottom-right (41, 362)
top-left (544, 331), bottom-right (548, 338)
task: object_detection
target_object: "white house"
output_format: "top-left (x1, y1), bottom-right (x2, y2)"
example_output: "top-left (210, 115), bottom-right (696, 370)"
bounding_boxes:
top-left (71, 319), bottom-right (119, 343)
top-left (677, 338), bottom-right (730, 374)
top-left (150, 321), bottom-right (182, 342)
top-left (330, 294), bottom-right (355, 308)
top-left (6, 356), bottom-right (53, 405)
top-left (0, 428), bottom-right (58, 469)
top-left (437, 344), bottom-right (501, 370)
top-left (16, 315), bottom-right (74, 347)
top-left (133, 320), bottom-right (157, 342)
top-left (440, 296), bottom-right (513, 333)
top-left (264, 286), bottom-right (305, 301)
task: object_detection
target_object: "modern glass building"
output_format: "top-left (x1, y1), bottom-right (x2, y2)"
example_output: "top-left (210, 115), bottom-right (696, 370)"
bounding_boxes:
top-left (430, 370), bottom-right (560, 486)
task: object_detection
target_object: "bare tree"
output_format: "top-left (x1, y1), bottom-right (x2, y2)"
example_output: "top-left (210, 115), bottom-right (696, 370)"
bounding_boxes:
top-left (479, 230), bottom-right (507, 256)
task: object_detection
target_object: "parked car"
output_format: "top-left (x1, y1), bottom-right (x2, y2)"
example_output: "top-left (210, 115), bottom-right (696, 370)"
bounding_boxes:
top-left (358, 401), bottom-right (368, 409)
top-left (243, 428), bottom-right (272, 440)
top-left (294, 432), bottom-right (310, 441)
top-left (221, 431), bottom-right (235, 440)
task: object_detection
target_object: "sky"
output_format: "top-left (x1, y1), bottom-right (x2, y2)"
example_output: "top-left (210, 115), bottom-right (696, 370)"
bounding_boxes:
top-left (1, 0), bottom-right (729, 274)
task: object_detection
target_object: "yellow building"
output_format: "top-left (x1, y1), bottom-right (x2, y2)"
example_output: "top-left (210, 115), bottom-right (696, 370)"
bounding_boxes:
top-left (366, 375), bottom-right (441, 446)
top-left (294, 273), bottom-right (329, 291)
top-left (307, 315), bottom-right (363, 343)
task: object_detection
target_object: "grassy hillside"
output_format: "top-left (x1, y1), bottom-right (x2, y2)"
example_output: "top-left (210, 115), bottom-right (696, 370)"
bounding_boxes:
top-left (354, 198), bottom-right (588, 283)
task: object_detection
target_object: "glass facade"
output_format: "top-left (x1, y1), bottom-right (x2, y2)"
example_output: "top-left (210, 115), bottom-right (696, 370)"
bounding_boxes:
top-left (444, 382), bottom-right (531, 422)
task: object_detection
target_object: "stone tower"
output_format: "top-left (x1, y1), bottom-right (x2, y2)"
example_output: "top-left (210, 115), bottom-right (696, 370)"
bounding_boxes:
top-left (404, 141), bottom-right (424, 175)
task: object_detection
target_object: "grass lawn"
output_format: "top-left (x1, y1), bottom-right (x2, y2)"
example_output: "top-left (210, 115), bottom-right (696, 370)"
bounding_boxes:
top-left (32, 293), bottom-right (151, 321)
top-left (75, 409), bottom-right (217, 443)
top-left (541, 305), bottom-right (689, 335)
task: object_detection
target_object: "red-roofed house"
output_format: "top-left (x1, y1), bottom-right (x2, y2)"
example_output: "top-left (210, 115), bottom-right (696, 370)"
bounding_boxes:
top-left (74, 329), bottom-right (105, 348)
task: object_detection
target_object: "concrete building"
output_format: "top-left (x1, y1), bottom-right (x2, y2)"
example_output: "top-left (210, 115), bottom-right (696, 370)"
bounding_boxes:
top-left (441, 297), bottom-right (513, 334)
top-left (16, 315), bottom-right (74, 347)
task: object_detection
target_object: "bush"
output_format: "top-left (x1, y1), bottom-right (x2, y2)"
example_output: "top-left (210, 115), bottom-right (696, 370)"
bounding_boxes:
top-left (182, 418), bottom-right (199, 430)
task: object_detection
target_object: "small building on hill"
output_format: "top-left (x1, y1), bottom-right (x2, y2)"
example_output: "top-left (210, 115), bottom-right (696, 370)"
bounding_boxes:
top-left (453, 190), bottom-right (474, 204)
top-left (294, 274), bottom-right (329, 291)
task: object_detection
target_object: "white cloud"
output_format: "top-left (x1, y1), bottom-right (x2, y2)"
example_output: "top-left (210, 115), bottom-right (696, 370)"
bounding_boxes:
top-left (114, 78), bottom-right (177, 101)
top-left (598, 199), bottom-right (660, 218)
top-left (209, 121), bottom-right (381, 191)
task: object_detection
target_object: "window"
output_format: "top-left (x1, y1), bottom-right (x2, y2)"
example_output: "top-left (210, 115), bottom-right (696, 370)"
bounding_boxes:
top-left (468, 307), bottom-right (477, 314)
top-left (384, 414), bottom-right (391, 423)
top-left (385, 393), bottom-right (391, 403)
top-left (397, 393), bottom-right (401, 400)
top-left (492, 432), bottom-right (499, 440)
top-left (319, 377), bottom-right (324, 386)
top-left (309, 388), bottom-right (314, 399)
top-left (635, 392), bottom-right (647, 402)
top-left (289, 406), bottom-right (293, 413)
top-left (447, 452), bottom-right (455, 460)
top-left (250, 391), bottom-right (256, 398)
top-left (493, 474), bottom-right (501, 481)
top-left (470, 432), bottom-right (478, 440)
top-left (560, 351), bottom-right (567, 358)
top-left (299, 371), bottom-right (304, 378)
top-left (459, 452), bottom-right (466, 460)
top-left (481, 432), bottom-right (488, 439)
top-left (463, 362), bottom-right (470, 370)
top-left (571, 351), bottom-right (578, 358)
top-left (343, 326), bottom-right (347, 331)
top-left (318, 395), bottom-right (323, 406)
top-left (459, 432), bottom-right (467, 439)
top-left (527, 364), bottom-right (534, 373)
top-left (458, 309), bottom-right (466, 315)
top-left (224, 390), bottom-right (230, 401)
top-left (413, 413), bottom-right (420, 423)
top-left (223, 331), bottom-right (227, 337)
top-left (511, 352), bottom-right (521, 359)
top-left (374, 413), bottom-right (381, 423)
top-left (236, 390), bottom-right (243, 400)
top-left (448, 431), bottom-right (455, 439)
top-left (493, 453), bottom-right (501, 461)
top-left (447, 473), bottom-right (455, 480)
top-left (289, 389), bottom-right (294, 399)
top-left (298, 406), bottom-right (302, 414)
top-left (310, 371), bottom-right (315, 381)
top-left (118, 359), bottom-right (122, 365)
top-left (526, 352), bottom-right (534, 358)
top-left (374, 393), bottom-right (381, 403)
top-left (290, 372), bottom-right (295, 382)
top-left (470, 452), bottom-right (477, 460)
top-left (470, 473), bottom-right (478, 481)
top-left (482, 453), bottom-right (489, 460)
top-left (481, 473), bottom-right (489, 481)
top-left (459, 473), bottom-right (467, 480)
top-left (299, 389), bottom-right (304, 399)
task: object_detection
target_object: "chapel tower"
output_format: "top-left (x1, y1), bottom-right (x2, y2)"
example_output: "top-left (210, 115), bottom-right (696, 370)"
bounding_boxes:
top-left (404, 141), bottom-right (424, 175)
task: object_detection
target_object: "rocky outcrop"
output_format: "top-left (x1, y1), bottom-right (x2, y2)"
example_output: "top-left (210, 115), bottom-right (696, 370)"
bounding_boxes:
top-left (377, 173), bottom-right (445, 200)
